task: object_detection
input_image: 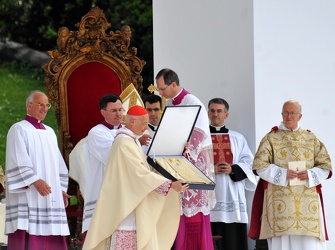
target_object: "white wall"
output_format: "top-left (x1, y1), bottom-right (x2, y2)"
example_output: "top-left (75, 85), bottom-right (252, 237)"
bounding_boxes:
top-left (254, 1), bottom-right (335, 248)
top-left (153, 1), bottom-right (256, 249)
top-left (154, 0), bottom-right (335, 249)
top-left (153, 0), bottom-right (256, 150)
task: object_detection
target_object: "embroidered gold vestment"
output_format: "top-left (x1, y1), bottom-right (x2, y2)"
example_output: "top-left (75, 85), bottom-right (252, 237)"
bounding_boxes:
top-left (253, 128), bottom-right (332, 240)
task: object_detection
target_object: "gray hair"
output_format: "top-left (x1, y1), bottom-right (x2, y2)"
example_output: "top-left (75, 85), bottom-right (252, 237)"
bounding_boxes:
top-left (26, 90), bottom-right (45, 105)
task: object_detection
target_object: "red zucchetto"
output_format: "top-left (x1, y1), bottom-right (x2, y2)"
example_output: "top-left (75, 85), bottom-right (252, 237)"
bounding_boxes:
top-left (127, 105), bottom-right (148, 116)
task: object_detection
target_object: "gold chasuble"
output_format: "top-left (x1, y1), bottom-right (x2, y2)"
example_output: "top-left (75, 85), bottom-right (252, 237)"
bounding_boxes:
top-left (83, 136), bottom-right (180, 250)
top-left (253, 127), bottom-right (332, 240)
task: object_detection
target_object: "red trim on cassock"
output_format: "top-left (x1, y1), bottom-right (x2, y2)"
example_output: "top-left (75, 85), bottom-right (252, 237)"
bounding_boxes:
top-left (248, 179), bottom-right (266, 239)
top-left (248, 179), bottom-right (330, 241)
top-left (316, 184), bottom-right (329, 240)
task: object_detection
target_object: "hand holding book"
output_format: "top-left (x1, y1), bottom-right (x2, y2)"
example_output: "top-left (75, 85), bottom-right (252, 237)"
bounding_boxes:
top-left (288, 161), bottom-right (307, 186)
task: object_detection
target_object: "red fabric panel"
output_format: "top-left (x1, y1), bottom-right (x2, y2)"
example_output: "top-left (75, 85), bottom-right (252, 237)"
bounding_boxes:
top-left (67, 62), bottom-right (121, 146)
top-left (211, 134), bottom-right (233, 165)
top-left (248, 179), bottom-right (265, 239)
top-left (173, 214), bottom-right (214, 250)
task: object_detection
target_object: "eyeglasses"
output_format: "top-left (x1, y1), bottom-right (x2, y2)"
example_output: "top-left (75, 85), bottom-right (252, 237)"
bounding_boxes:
top-left (209, 109), bottom-right (225, 114)
top-left (158, 84), bottom-right (171, 92)
top-left (146, 108), bottom-right (160, 112)
top-left (282, 111), bottom-right (300, 116)
top-left (31, 102), bottom-right (51, 109)
top-left (104, 108), bottom-right (124, 113)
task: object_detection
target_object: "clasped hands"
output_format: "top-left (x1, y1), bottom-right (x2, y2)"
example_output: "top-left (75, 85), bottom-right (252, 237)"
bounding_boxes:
top-left (215, 161), bottom-right (233, 175)
top-left (286, 169), bottom-right (309, 181)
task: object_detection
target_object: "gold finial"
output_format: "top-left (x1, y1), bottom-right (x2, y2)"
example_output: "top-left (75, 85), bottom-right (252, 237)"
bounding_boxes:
top-left (147, 83), bottom-right (166, 109)
top-left (147, 84), bottom-right (157, 93)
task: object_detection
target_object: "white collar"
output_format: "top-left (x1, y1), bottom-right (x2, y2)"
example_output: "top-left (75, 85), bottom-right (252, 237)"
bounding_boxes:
top-left (279, 121), bottom-right (300, 131)
top-left (172, 88), bottom-right (183, 100)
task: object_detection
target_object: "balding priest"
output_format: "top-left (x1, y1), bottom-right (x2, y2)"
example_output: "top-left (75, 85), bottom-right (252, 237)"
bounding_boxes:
top-left (83, 105), bottom-right (189, 250)
top-left (5, 91), bottom-right (70, 250)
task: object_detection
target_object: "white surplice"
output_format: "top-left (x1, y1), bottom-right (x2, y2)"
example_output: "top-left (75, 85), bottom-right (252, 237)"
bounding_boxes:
top-left (70, 124), bottom-right (121, 233)
top-left (210, 130), bottom-right (257, 223)
top-left (5, 120), bottom-right (69, 235)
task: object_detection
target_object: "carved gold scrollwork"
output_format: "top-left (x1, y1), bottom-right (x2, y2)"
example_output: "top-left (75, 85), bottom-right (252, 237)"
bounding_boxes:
top-left (43, 5), bottom-right (145, 96)
top-left (43, 6), bottom-right (145, 164)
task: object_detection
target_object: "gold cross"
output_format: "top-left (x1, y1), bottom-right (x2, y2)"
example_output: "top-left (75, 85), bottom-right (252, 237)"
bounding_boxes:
top-left (147, 84), bottom-right (157, 93)
top-left (147, 84), bottom-right (166, 109)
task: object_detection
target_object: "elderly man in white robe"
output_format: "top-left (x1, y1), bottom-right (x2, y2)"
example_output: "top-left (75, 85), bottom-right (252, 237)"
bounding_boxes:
top-left (83, 105), bottom-right (188, 250)
top-left (5, 90), bottom-right (70, 250)
top-left (249, 100), bottom-right (332, 250)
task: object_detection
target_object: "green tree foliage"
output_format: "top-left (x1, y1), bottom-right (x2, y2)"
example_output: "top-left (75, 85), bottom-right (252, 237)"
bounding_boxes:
top-left (0, 0), bottom-right (153, 94)
top-left (94, 0), bottom-right (154, 94)
top-left (0, 61), bottom-right (58, 170)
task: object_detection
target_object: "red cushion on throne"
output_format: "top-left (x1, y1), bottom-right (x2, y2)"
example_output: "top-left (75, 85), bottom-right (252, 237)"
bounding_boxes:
top-left (67, 62), bottom-right (121, 146)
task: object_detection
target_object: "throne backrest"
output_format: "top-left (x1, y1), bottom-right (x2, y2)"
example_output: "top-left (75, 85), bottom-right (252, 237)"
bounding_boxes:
top-left (43, 7), bottom-right (145, 166)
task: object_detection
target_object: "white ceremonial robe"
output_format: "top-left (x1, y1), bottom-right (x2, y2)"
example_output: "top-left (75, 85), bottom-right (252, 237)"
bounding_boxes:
top-left (75, 124), bottom-right (121, 233)
top-left (210, 130), bottom-right (257, 223)
top-left (5, 120), bottom-right (69, 236)
top-left (267, 235), bottom-right (327, 250)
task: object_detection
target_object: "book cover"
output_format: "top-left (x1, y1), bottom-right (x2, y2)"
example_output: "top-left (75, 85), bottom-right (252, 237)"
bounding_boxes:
top-left (211, 133), bottom-right (233, 165)
top-left (288, 161), bottom-right (306, 186)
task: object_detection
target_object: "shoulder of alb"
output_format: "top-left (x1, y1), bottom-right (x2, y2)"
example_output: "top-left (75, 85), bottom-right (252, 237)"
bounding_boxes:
top-left (228, 130), bottom-right (245, 139)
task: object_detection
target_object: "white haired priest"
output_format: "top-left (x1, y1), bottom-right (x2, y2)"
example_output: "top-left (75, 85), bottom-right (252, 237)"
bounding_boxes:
top-left (83, 105), bottom-right (189, 250)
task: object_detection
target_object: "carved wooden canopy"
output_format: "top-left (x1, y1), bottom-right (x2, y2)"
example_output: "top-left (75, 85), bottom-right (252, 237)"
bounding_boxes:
top-left (43, 6), bottom-right (145, 165)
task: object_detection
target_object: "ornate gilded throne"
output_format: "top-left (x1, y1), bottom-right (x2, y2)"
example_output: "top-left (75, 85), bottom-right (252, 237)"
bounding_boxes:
top-left (43, 6), bottom-right (145, 247)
